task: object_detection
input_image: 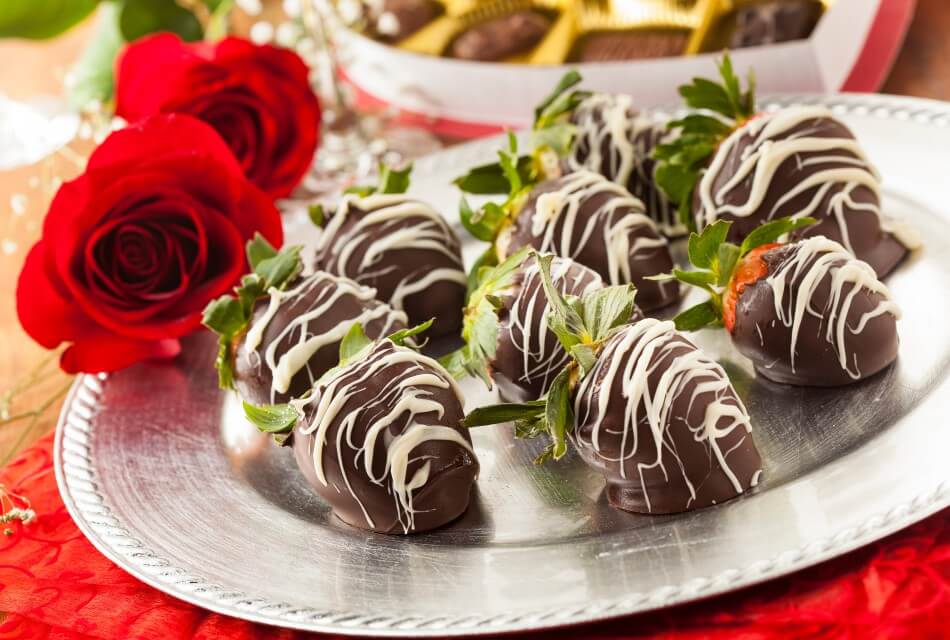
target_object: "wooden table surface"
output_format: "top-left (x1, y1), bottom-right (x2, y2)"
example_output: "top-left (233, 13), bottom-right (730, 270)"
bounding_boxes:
top-left (1, 0), bottom-right (949, 458)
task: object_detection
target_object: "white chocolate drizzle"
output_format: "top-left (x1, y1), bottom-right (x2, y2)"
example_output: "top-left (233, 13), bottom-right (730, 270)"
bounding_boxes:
top-left (763, 236), bottom-right (900, 379)
top-left (574, 319), bottom-right (758, 512)
top-left (244, 271), bottom-right (406, 402)
top-left (696, 105), bottom-right (915, 252)
top-left (527, 170), bottom-right (671, 286)
top-left (566, 94), bottom-right (683, 236)
top-left (299, 340), bottom-right (473, 533)
top-left (503, 257), bottom-right (603, 394)
top-left (316, 193), bottom-right (465, 314)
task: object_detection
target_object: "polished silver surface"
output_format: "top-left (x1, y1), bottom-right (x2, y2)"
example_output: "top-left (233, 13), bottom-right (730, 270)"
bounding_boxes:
top-left (56, 94), bottom-right (950, 636)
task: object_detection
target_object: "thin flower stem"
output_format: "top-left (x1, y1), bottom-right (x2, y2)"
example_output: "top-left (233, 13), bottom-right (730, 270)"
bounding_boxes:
top-left (0, 381), bottom-right (73, 469)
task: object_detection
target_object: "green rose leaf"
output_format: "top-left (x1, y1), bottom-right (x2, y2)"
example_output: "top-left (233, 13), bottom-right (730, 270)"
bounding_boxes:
top-left (118, 0), bottom-right (203, 42)
top-left (0, 0), bottom-right (99, 39)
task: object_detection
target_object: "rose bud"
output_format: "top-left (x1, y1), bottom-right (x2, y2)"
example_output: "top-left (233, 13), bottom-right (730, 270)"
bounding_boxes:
top-left (464, 254), bottom-right (763, 514)
top-left (244, 323), bottom-right (479, 534)
top-left (664, 218), bottom-right (901, 386)
top-left (116, 34), bottom-right (321, 199)
top-left (202, 236), bottom-right (406, 405)
top-left (17, 114), bottom-right (282, 374)
top-left (653, 53), bottom-right (918, 277)
top-left (454, 135), bottom-right (680, 312)
top-left (312, 164), bottom-right (466, 339)
top-left (443, 247), bottom-right (640, 402)
top-left (530, 71), bottom-right (682, 237)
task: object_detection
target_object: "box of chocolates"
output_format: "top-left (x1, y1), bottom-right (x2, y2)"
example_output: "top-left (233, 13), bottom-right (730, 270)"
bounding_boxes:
top-left (335, 0), bottom-right (914, 137)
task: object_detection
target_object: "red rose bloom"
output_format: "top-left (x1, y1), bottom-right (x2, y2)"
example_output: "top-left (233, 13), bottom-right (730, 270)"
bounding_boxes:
top-left (115, 34), bottom-right (321, 199)
top-left (16, 114), bottom-right (282, 374)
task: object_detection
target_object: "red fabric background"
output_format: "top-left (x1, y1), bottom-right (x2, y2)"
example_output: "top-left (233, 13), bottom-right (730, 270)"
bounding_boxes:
top-left (1, 434), bottom-right (947, 639)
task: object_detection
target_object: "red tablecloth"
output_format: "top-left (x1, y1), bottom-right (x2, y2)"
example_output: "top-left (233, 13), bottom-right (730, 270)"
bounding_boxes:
top-left (1, 434), bottom-right (947, 640)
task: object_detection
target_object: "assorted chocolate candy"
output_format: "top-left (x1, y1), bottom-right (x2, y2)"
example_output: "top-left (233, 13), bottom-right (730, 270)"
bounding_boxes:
top-left (313, 167), bottom-right (467, 339)
top-left (342, 0), bottom-right (826, 63)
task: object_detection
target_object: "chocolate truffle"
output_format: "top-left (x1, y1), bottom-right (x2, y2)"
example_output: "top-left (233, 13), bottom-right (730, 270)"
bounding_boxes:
top-left (567, 93), bottom-right (684, 237)
top-left (234, 271), bottom-right (407, 405)
top-left (372, 0), bottom-right (438, 42)
top-left (292, 339), bottom-right (479, 534)
top-left (573, 318), bottom-right (763, 514)
top-left (693, 105), bottom-right (918, 277)
top-left (730, 0), bottom-right (822, 48)
top-left (574, 30), bottom-right (688, 62)
top-left (501, 170), bottom-right (680, 311)
top-left (493, 256), bottom-right (608, 401)
top-left (314, 193), bottom-right (467, 338)
top-left (450, 10), bottom-right (551, 61)
top-left (731, 236), bottom-right (900, 386)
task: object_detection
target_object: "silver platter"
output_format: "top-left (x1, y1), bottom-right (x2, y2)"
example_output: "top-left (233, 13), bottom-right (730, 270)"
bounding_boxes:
top-left (56, 94), bottom-right (950, 636)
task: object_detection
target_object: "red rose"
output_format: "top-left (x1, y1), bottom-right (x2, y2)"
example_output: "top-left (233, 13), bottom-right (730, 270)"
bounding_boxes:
top-left (115, 34), bottom-right (321, 199)
top-left (16, 114), bottom-right (282, 374)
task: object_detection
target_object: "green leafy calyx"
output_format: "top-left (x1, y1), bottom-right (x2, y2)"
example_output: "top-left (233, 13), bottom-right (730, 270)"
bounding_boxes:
top-left (656, 216), bottom-right (817, 332)
top-left (460, 252), bottom-right (637, 464)
top-left (201, 234), bottom-right (303, 390)
top-left (345, 161), bottom-right (413, 197)
top-left (441, 247), bottom-right (533, 386)
top-left (653, 53), bottom-right (757, 229)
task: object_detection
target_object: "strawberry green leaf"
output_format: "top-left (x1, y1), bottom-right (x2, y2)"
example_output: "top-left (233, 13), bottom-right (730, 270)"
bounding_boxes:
top-left (533, 253), bottom-right (587, 350)
top-left (739, 216), bottom-right (817, 256)
top-left (454, 157), bottom-right (532, 194)
top-left (308, 203), bottom-right (325, 227)
top-left (533, 70), bottom-right (584, 126)
top-left (544, 368), bottom-right (573, 460)
top-left (243, 401), bottom-right (299, 434)
top-left (246, 233), bottom-right (278, 270)
top-left (673, 269), bottom-right (717, 291)
top-left (460, 197), bottom-right (507, 242)
top-left (339, 323), bottom-right (372, 365)
top-left (255, 245), bottom-right (303, 292)
top-left (579, 284), bottom-right (638, 343)
top-left (463, 401), bottom-right (546, 428)
top-left (717, 243), bottom-right (742, 287)
top-left (673, 300), bottom-right (722, 332)
top-left (688, 220), bottom-right (733, 269)
top-left (378, 161), bottom-right (412, 195)
top-left (388, 319), bottom-right (433, 347)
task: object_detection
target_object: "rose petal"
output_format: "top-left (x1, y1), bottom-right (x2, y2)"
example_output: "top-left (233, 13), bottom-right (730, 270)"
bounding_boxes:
top-left (60, 334), bottom-right (181, 374)
top-left (87, 114), bottom-right (243, 182)
top-left (16, 242), bottom-right (99, 349)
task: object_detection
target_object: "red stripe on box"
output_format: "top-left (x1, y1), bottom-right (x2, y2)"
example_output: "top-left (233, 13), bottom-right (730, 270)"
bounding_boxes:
top-left (842, 0), bottom-right (916, 92)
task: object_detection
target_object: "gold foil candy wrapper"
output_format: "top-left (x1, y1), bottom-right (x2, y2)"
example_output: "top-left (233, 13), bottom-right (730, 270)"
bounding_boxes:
top-left (376, 0), bottom-right (827, 63)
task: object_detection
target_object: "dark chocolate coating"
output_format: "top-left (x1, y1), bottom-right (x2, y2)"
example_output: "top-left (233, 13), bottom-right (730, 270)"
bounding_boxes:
top-left (314, 194), bottom-right (466, 338)
top-left (373, 0), bottom-right (438, 42)
top-left (567, 94), bottom-right (681, 236)
top-left (234, 272), bottom-right (407, 406)
top-left (492, 257), bottom-right (605, 402)
top-left (730, 0), bottom-right (822, 48)
top-left (506, 172), bottom-right (680, 311)
top-left (573, 320), bottom-right (763, 514)
top-left (573, 30), bottom-right (689, 62)
top-left (450, 10), bottom-right (551, 61)
top-left (731, 240), bottom-right (899, 386)
top-left (693, 109), bottom-right (908, 277)
top-left (292, 340), bottom-right (478, 534)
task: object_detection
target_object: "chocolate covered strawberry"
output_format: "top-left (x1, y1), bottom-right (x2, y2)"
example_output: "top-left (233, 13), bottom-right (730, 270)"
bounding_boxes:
top-left (663, 217), bottom-right (901, 386)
